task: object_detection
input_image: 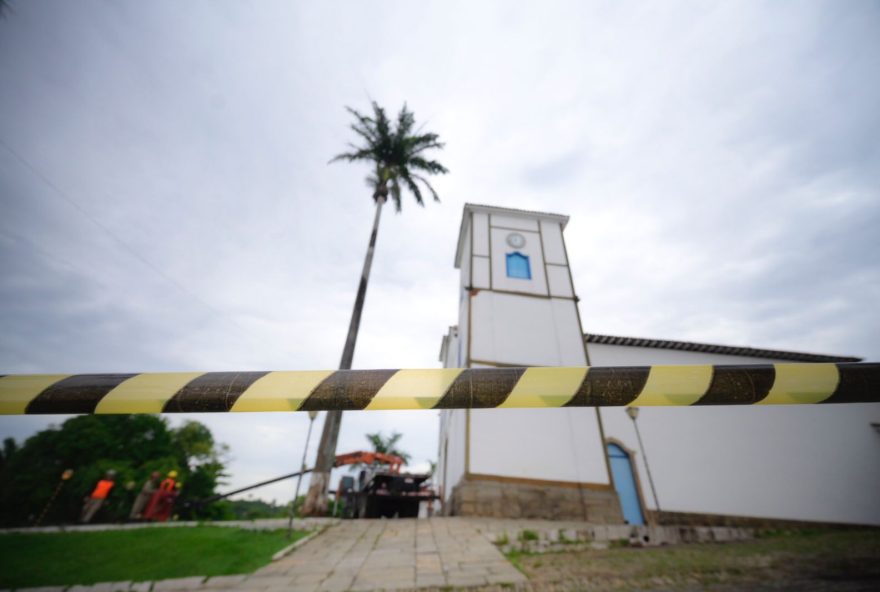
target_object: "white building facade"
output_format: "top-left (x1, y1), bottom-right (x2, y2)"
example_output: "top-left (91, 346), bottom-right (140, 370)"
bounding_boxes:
top-left (438, 204), bottom-right (880, 526)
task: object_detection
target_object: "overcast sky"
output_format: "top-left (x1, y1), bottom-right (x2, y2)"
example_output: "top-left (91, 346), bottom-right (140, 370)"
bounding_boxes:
top-left (1, 1), bottom-right (878, 504)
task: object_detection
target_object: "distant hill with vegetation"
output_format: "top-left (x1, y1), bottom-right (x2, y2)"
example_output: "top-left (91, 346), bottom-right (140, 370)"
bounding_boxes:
top-left (216, 498), bottom-right (289, 520)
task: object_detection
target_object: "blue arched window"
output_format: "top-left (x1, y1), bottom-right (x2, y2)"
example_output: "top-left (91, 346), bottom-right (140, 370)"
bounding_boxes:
top-left (506, 252), bottom-right (531, 280)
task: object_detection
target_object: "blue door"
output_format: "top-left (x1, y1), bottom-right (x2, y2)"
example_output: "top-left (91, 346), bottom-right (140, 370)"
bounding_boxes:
top-left (607, 443), bottom-right (645, 525)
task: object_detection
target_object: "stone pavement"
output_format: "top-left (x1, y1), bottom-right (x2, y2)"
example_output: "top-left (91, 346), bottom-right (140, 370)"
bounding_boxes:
top-left (227, 518), bottom-right (525, 591)
top-left (7, 518), bottom-right (526, 592)
top-left (6, 518), bottom-right (759, 591)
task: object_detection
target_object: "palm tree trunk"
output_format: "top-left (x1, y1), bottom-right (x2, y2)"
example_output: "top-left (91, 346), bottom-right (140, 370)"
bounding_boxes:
top-left (302, 196), bottom-right (386, 516)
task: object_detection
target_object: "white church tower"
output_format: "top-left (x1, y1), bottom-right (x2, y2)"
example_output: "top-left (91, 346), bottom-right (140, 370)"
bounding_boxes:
top-left (437, 204), bottom-right (623, 521)
top-left (439, 204), bottom-right (880, 526)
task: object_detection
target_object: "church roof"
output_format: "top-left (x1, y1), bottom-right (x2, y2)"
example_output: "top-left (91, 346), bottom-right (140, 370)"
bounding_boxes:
top-left (463, 203), bottom-right (571, 226)
top-left (584, 333), bottom-right (862, 363)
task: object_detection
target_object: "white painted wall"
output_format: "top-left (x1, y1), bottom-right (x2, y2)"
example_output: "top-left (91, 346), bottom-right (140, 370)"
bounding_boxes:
top-left (460, 223), bottom-right (471, 288)
top-left (588, 343), bottom-right (800, 366)
top-left (470, 407), bottom-right (608, 484)
top-left (457, 297), bottom-right (468, 369)
top-left (439, 326), bottom-right (459, 368)
top-left (439, 408), bottom-right (467, 505)
top-left (470, 292), bottom-right (585, 366)
top-left (443, 204), bottom-right (879, 525)
top-left (472, 257), bottom-right (491, 289)
top-left (442, 205), bottom-right (609, 489)
top-left (590, 343), bottom-right (880, 525)
top-left (491, 213), bottom-right (539, 231)
top-left (456, 221), bottom-right (470, 368)
top-left (472, 211), bottom-right (490, 257)
top-left (547, 265), bottom-right (573, 298)
top-left (467, 358), bottom-right (603, 484)
top-left (540, 220), bottom-right (567, 265)
top-left (489, 227), bottom-right (548, 295)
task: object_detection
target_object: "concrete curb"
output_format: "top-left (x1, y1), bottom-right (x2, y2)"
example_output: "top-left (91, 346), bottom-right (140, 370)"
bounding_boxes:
top-left (271, 525), bottom-right (329, 561)
top-left (486, 523), bottom-right (755, 554)
top-left (0, 518), bottom-right (338, 536)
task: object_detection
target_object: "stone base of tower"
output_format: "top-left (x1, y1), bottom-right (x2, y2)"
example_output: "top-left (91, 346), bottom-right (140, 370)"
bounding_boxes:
top-left (447, 475), bottom-right (625, 523)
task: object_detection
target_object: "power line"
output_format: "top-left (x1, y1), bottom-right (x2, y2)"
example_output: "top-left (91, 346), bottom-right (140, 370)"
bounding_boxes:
top-left (0, 138), bottom-right (263, 344)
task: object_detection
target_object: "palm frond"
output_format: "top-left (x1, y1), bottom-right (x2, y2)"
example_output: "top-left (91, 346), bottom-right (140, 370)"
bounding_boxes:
top-left (346, 107), bottom-right (378, 138)
top-left (329, 147), bottom-right (376, 164)
top-left (409, 156), bottom-right (449, 175)
top-left (349, 123), bottom-right (378, 147)
top-left (406, 133), bottom-right (445, 154)
top-left (331, 101), bottom-right (447, 211)
top-left (390, 179), bottom-right (402, 212)
top-left (366, 433), bottom-right (385, 452)
top-left (411, 173), bottom-right (441, 203)
top-left (400, 170), bottom-right (425, 206)
top-left (372, 102), bottom-right (391, 147)
top-left (365, 172), bottom-right (379, 190)
top-left (395, 104), bottom-right (416, 146)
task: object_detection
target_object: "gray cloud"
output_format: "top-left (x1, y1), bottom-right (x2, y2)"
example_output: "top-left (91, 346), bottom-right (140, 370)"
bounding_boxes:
top-left (1, 0), bottom-right (878, 499)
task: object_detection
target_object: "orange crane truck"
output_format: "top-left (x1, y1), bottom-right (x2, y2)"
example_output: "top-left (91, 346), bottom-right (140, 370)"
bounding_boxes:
top-left (333, 451), bottom-right (436, 518)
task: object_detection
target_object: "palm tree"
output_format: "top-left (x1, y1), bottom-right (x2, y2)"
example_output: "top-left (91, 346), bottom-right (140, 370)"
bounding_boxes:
top-left (365, 431), bottom-right (411, 464)
top-left (301, 102), bottom-right (447, 516)
top-left (347, 432), bottom-right (412, 474)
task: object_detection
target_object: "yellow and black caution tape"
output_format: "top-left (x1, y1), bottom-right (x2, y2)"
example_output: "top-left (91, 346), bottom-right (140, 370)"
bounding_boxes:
top-left (0, 363), bottom-right (877, 415)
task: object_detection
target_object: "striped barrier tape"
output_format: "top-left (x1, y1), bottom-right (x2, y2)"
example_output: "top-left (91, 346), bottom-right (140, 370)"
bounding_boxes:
top-left (0, 363), bottom-right (877, 415)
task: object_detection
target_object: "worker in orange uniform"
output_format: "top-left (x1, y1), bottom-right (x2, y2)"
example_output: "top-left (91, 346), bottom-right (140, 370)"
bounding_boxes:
top-left (143, 470), bottom-right (178, 522)
top-left (151, 481), bottom-right (182, 523)
top-left (80, 470), bottom-right (116, 523)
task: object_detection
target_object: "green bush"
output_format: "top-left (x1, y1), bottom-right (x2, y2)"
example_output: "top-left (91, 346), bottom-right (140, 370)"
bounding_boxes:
top-left (519, 529), bottom-right (539, 542)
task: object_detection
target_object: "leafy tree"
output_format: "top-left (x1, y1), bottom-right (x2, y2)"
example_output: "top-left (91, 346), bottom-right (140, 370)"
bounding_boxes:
top-left (173, 421), bottom-right (216, 462)
top-left (0, 437), bottom-right (17, 472)
top-left (0, 415), bottom-right (228, 526)
top-left (304, 102), bottom-right (447, 515)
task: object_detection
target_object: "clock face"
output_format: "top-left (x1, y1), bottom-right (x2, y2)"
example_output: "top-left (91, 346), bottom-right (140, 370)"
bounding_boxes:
top-left (506, 232), bottom-right (526, 249)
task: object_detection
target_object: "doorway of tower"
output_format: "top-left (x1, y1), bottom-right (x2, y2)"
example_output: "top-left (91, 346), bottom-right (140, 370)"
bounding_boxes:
top-left (607, 441), bottom-right (646, 525)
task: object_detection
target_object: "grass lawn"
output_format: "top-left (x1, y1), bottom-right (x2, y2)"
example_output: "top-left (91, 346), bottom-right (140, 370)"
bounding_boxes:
top-left (0, 526), bottom-right (308, 589)
top-left (506, 529), bottom-right (880, 591)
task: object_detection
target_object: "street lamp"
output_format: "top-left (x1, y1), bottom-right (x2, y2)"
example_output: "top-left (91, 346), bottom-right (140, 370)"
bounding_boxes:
top-left (287, 410), bottom-right (318, 538)
top-left (626, 407), bottom-right (661, 519)
top-left (34, 468), bottom-right (74, 526)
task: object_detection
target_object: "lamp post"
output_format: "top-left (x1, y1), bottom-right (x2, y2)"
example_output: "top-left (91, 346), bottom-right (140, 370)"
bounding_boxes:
top-left (34, 468), bottom-right (74, 526)
top-left (287, 410), bottom-right (318, 538)
top-left (626, 407), bottom-right (661, 520)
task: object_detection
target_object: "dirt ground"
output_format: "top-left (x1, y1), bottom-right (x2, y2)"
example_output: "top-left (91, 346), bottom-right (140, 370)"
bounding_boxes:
top-left (417, 528), bottom-right (880, 591)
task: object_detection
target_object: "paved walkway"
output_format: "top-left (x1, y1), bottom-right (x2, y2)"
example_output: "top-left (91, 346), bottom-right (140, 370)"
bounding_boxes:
top-left (7, 519), bottom-right (525, 591)
top-left (223, 518), bottom-right (525, 591)
top-left (7, 518), bottom-right (756, 591)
